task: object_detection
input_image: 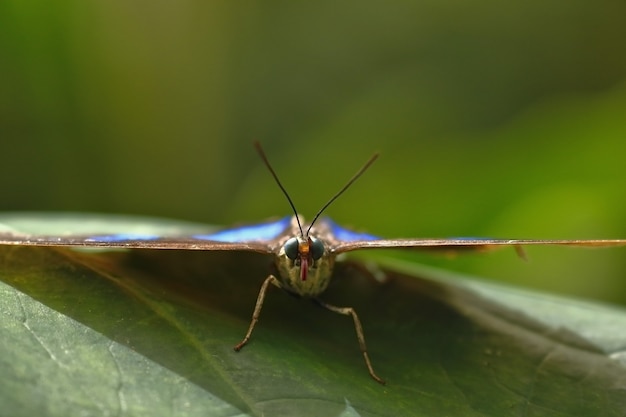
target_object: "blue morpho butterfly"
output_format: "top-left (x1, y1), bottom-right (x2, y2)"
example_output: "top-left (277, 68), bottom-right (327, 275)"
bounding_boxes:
top-left (2, 142), bottom-right (626, 385)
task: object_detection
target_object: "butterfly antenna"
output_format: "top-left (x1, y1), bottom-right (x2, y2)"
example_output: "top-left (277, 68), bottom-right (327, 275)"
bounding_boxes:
top-left (254, 142), bottom-right (305, 237)
top-left (306, 153), bottom-right (379, 236)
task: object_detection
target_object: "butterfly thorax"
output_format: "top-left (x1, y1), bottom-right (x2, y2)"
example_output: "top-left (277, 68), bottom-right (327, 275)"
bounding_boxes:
top-left (273, 216), bottom-right (336, 297)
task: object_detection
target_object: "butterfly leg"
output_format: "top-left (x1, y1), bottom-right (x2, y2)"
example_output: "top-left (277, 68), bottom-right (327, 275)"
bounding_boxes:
top-left (234, 274), bottom-right (280, 352)
top-left (313, 298), bottom-right (385, 385)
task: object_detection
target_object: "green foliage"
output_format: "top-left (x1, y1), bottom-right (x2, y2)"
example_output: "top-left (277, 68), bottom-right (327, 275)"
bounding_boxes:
top-left (1, 215), bottom-right (625, 416)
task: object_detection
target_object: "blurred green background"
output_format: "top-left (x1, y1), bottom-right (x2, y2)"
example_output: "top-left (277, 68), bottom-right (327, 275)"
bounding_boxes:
top-left (1, 1), bottom-right (625, 304)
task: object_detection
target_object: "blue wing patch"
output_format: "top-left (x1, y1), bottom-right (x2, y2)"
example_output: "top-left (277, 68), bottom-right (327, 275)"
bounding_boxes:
top-left (325, 218), bottom-right (379, 242)
top-left (85, 233), bottom-right (161, 242)
top-left (193, 216), bottom-right (291, 243)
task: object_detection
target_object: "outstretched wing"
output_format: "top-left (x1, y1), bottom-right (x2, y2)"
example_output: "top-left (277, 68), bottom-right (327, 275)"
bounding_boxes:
top-left (0, 215), bottom-right (293, 254)
top-left (320, 218), bottom-right (626, 253)
top-left (332, 237), bottom-right (626, 254)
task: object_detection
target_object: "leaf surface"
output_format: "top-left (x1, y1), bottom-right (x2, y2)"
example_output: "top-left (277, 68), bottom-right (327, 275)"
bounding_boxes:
top-left (1, 214), bottom-right (625, 416)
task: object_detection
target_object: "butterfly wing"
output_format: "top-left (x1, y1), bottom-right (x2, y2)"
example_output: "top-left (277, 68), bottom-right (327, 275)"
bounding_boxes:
top-left (320, 220), bottom-right (626, 253)
top-left (0, 215), bottom-right (293, 254)
top-left (332, 237), bottom-right (626, 253)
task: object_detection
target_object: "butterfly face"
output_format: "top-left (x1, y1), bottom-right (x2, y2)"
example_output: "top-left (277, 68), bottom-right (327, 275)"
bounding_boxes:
top-left (276, 234), bottom-right (334, 297)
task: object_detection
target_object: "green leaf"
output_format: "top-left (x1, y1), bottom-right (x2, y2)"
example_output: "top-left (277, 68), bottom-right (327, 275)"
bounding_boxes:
top-left (1, 214), bottom-right (625, 416)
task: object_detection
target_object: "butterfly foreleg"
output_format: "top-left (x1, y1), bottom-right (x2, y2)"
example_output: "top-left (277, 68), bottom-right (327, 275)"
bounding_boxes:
top-left (234, 274), bottom-right (281, 352)
top-left (313, 298), bottom-right (385, 385)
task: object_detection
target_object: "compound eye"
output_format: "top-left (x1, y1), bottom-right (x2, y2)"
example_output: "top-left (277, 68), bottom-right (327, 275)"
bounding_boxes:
top-left (284, 237), bottom-right (299, 260)
top-left (310, 237), bottom-right (325, 260)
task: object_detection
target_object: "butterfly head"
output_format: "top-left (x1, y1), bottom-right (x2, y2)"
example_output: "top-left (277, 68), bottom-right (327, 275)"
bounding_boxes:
top-left (276, 228), bottom-right (334, 296)
top-left (254, 141), bottom-right (376, 296)
top-left (283, 235), bottom-right (325, 281)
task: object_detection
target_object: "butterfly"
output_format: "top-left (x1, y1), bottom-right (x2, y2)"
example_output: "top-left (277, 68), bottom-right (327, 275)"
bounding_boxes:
top-left (1, 142), bottom-right (625, 385)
